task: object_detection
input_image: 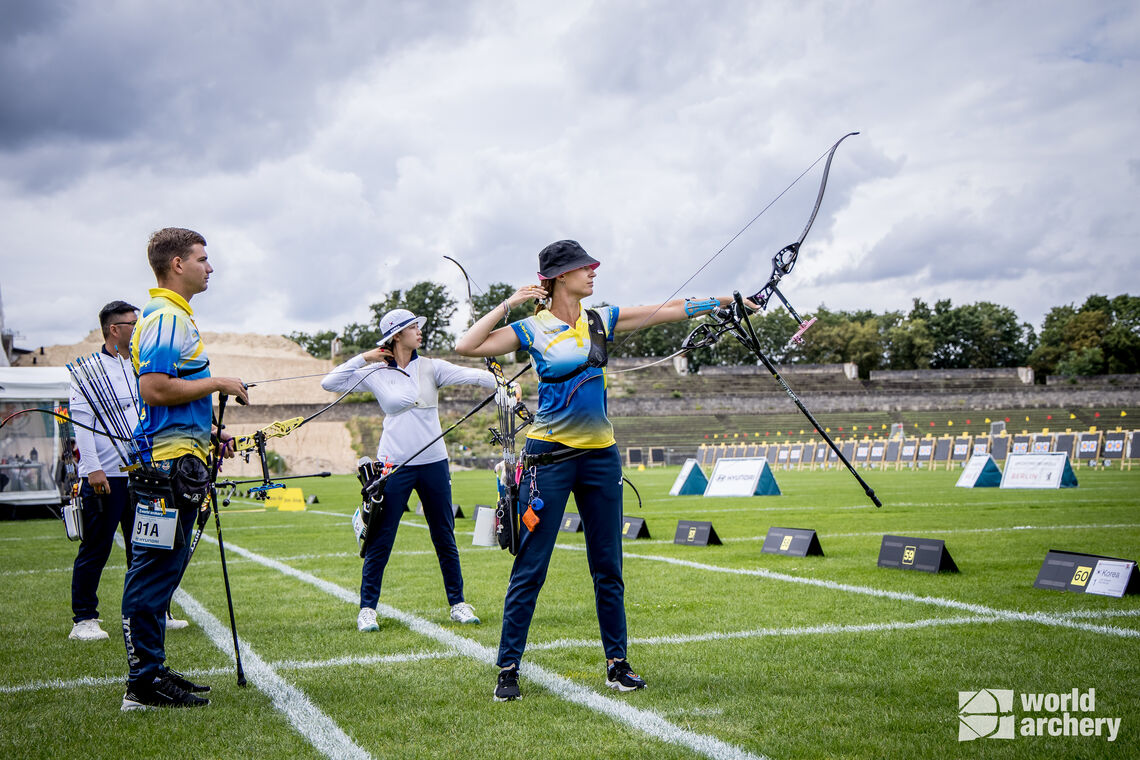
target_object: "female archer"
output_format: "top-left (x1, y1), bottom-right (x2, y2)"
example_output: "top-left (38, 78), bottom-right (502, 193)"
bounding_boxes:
top-left (323, 308), bottom-right (496, 631)
top-left (455, 239), bottom-right (748, 701)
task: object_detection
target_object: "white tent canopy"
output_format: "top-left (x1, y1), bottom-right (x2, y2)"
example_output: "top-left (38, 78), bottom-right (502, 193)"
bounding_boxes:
top-left (0, 367), bottom-right (70, 400)
top-left (1, 366), bottom-right (72, 505)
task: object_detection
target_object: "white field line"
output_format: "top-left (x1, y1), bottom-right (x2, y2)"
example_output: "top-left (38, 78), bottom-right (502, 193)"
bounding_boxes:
top-left (820, 523), bottom-right (1140, 540)
top-left (297, 508), bottom-right (432, 535)
top-left (10, 607), bottom-right (1140, 697)
top-left (270, 650), bottom-right (463, 671)
top-left (220, 524), bottom-right (314, 531)
top-left (616, 521), bottom-right (1140, 547)
top-left (1051, 608), bottom-right (1140, 620)
top-left (0, 652), bottom-right (460, 695)
top-left (1, 566), bottom-right (76, 577)
top-left (173, 587), bottom-right (373, 760)
top-left (0, 667), bottom-right (233, 694)
top-left (527, 615), bottom-right (995, 651)
top-left (306, 509), bottom-right (353, 518)
top-left (219, 549), bottom-right (436, 564)
top-left (632, 502), bottom-right (841, 514)
top-left (202, 534), bottom-right (771, 760)
top-left (874, 494), bottom-right (1140, 507)
top-left (557, 545), bottom-right (1140, 639)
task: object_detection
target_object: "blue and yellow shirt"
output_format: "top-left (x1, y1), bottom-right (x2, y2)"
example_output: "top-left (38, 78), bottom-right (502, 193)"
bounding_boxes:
top-left (130, 288), bottom-right (212, 464)
top-left (511, 305), bottom-right (618, 449)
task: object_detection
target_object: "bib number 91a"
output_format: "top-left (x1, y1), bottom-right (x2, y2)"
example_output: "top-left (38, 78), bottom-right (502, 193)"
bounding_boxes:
top-left (134, 500), bottom-right (178, 550)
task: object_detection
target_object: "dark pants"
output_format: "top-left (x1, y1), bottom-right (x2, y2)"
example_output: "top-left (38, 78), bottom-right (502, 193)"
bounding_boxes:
top-left (496, 441), bottom-right (626, 669)
top-left (121, 503), bottom-right (197, 685)
top-left (72, 477), bottom-right (134, 623)
top-left (360, 458), bottom-right (465, 608)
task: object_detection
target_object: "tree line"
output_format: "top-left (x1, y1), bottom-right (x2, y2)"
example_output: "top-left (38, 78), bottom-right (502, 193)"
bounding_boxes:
top-left (288, 286), bottom-right (1139, 380)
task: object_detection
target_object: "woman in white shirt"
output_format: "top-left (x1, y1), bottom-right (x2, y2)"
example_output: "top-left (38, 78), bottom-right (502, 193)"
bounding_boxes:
top-left (322, 308), bottom-right (495, 631)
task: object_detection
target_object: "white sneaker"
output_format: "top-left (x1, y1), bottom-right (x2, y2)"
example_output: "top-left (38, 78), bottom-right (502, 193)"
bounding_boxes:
top-left (166, 611), bottom-right (190, 630)
top-left (357, 607), bottom-right (379, 632)
top-left (449, 602), bottom-right (480, 625)
top-left (69, 619), bottom-right (109, 641)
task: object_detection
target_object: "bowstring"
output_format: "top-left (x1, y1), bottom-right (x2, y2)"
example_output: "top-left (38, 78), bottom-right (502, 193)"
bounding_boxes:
top-left (607, 141), bottom-right (840, 359)
top-left (443, 255), bottom-right (531, 465)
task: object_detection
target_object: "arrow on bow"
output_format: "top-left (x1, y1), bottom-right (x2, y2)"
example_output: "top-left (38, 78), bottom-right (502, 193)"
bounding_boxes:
top-left (208, 362), bottom-right (410, 503)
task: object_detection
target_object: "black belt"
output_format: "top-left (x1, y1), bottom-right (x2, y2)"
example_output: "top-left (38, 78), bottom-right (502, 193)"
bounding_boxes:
top-left (521, 446), bottom-right (592, 469)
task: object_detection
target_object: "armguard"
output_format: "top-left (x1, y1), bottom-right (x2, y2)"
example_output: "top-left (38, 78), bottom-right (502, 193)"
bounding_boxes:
top-left (684, 297), bottom-right (719, 318)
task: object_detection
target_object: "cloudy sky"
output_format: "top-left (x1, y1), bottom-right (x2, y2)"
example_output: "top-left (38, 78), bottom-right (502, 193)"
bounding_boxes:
top-left (2, 0), bottom-right (1138, 350)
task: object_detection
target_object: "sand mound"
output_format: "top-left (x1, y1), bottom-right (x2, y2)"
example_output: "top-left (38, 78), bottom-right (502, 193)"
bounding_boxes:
top-left (221, 420), bottom-right (358, 479)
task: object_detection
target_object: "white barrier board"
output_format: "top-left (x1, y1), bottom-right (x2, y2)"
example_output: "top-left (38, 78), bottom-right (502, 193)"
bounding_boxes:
top-left (669, 458), bottom-right (708, 496)
top-left (703, 457), bottom-right (780, 497)
top-left (955, 454), bottom-right (1002, 488)
top-left (472, 506), bottom-right (497, 546)
top-left (1000, 453), bottom-right (1078, 489)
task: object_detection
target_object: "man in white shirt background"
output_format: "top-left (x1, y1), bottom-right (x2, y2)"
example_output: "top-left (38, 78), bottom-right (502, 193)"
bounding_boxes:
top-left (67, 300), bottom-right (188, 640)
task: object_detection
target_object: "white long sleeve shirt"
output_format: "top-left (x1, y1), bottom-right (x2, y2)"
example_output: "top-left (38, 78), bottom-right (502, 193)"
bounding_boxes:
top-left (69, 349), bottom-right (140, 478)
top-left (321, 353), bottom-right (495, 466)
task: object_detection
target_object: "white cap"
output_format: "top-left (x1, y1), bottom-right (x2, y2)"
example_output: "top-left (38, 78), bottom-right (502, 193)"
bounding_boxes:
top-left (377, 308), bottom-right (427, 346)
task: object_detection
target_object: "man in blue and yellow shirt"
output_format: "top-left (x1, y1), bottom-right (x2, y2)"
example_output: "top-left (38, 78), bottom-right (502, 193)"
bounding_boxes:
top-left (121, 227), bottom-right (247, 711)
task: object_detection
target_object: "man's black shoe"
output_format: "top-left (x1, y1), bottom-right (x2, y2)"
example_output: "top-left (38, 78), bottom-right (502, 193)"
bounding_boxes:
top-left (606, 659), bottom-right (647, 692)
top-left (121, 675), bottom-right (210, 711)
top-left (493, 667), bottom-right (521, 701)
top-left (163, 668), bottom-right (211, 693)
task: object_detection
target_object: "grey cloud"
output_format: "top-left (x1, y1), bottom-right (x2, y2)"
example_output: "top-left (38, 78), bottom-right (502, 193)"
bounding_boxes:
top-left (564, 2), bottom-right (737, 95)
top-left (4, 1), bottom-right (1140, 348)
top-left (0, 1), bottom-right (475, 188)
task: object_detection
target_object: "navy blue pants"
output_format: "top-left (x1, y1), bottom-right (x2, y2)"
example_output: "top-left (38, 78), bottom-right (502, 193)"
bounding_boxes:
top-left (72, 477), bottom-right (134, 623)
top-left (360, 459), bottom-right (465, 609)
top-left (496, 441), bottom-right (626, 669)
top-left (121, 502), bottom-right (197, 685)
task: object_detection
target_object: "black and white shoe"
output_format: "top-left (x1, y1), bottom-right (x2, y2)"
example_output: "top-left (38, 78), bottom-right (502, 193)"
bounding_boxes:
top-left (121, 674), bottom-right (210, 710)
top-left (606, 660), bottom-right (646, 692)
top-left (493, 667), bottom-right (521, 701)
top-left (162, 668), bottom-right (211, 694)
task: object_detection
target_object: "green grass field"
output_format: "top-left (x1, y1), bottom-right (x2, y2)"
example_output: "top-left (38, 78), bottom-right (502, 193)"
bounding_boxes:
top-left (2, 463), bottom-right (1138, 759)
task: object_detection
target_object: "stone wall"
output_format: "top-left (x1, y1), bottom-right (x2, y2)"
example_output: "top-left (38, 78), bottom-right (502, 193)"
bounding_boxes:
top-left (603, 386), bottom-right (1140, 415)
top-left (227, 380), bottom-right (1140, 423)
top-left (870, 367), bottom-right (1034, 384)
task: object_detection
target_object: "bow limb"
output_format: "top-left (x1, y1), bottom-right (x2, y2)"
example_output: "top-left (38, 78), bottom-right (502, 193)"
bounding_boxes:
top-left (749, 131), bottom-right (859, 309)
top-left (607, 132), bottom-right (859, 366)
top-left (0, 407), bottom-right (133, 441)
top-left (443, 255), bottom-right (477, 315)
top-left (792, 131), bottom-right (860, 253)
top-left (444, 254), bottom-right (532, 554)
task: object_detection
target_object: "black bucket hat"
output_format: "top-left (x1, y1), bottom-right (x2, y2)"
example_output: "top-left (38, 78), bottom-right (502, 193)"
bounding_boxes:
top-left (537, 240), bottom-right (600, 280)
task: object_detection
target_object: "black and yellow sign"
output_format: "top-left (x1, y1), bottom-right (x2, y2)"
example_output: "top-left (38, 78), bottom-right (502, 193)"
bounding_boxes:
top-left (761, 527), bottom-right (824, 557)
top-left (621, 516), bottom-right (650, 540)
top-left (673, 520), bottom-right (722, 546)
top-left (1033, 549), bottom-right (1139, 595)
top-left (415, 502), bottom-right (465, 518)
top-left (877, 535), bottom-right (958, 573)
top-left (559, 512), bottom-right (583, 533)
